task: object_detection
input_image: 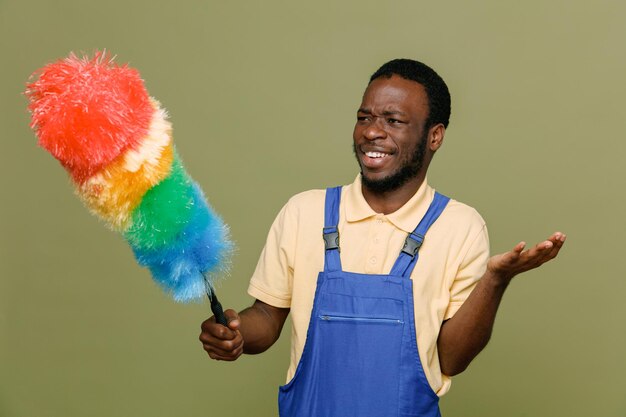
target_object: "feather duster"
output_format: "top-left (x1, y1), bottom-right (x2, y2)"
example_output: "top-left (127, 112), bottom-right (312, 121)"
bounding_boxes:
top-left (25, 52), bottom-right (233, 313)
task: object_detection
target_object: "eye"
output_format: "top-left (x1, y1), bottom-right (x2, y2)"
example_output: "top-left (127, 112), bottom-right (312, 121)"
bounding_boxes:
top-left (387, 118), bottom-right (402, 124)
top-left (357, 115), bottom-right (370, 122)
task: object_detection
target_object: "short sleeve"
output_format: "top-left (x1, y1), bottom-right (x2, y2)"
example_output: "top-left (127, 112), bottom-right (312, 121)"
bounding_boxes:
top-left (247, 201), bottom-right (296, 308)
top-left (443, 224), bottom-right (490, 320)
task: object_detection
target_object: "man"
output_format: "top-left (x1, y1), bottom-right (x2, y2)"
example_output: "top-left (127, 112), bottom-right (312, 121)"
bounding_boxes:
top-left (199, 59), bottom-right (565, 416)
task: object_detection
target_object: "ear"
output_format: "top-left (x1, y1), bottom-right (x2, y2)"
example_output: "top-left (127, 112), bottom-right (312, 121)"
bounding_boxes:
top-left (428, 124), bottom-right (445, 152)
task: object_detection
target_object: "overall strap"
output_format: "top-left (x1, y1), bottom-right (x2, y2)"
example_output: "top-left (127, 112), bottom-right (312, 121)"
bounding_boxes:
top-left (323, 186), bottom-right (343, 272)
top-left (389, 192), bottom-right (450, 278)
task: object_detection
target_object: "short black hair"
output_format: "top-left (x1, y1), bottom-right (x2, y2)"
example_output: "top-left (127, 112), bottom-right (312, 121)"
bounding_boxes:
top-left (369, 58), bottom-right (451, 129)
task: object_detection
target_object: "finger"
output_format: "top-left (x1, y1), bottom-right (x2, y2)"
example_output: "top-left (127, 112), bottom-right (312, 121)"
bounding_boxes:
top-left (205, 346), bottom-right (243, 361)
top-left (512, 241), bottom-right (526, 254)
top-left (199, 327), bottom-right (242, 348)
top-left (554, 232), bottom-right (566, 246)
top-left (510, 241), bottom-right (550, 270)
top-left (525, 240), bottom-right (553, 257)
top-left (208, 337), bottom-right (243, 355)
top-left (202, 334), bottom-right (244, 359)
top-left (200, 319), bottom-right (239, 340)
top-left (545, 233), bottom-right (566, 252)
top-left (522, 238), bottom-right (562, 266)
top-left (207, 353), bottom-right (237, 361)
top-left (202, 337), bottom-right (243, 358)
top-left (209, 351), bottom-right (242, 361)
top-left (488, 244), bottom-right (521, 271)
top-left (541, 234), bottom-right (566, 262)
top-left (223, 309), bottom-right (241, 331)
top-left (549, 231), bottom-right (566, 243)
top-left (498, 242), bottom-right (525, 265)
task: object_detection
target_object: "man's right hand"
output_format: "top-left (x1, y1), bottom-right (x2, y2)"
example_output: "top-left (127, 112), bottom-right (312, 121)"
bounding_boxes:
top-left (199, 309), bottom-right (244, 361)
top-left (199, 300), bottom-right (290, 361)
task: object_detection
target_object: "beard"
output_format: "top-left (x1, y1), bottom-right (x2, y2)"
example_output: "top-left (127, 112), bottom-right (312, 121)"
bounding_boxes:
top-left (354, 131), bottom-right (427, 194)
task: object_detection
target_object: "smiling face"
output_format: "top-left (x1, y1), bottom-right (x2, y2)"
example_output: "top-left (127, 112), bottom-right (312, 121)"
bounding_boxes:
top-left (353, 75), bottom-right (434, 194)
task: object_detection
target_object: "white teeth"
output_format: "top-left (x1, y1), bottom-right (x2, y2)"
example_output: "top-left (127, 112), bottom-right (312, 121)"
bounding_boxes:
top-left (365, 151), bottom-right (387, 158)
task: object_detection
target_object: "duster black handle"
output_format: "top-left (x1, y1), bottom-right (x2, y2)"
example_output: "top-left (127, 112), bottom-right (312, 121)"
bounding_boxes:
top-left (208, 287), bottom-right (228, 326)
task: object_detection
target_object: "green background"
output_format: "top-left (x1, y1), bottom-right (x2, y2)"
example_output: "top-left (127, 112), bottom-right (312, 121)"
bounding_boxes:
top-left (1, 1), bottom-right (624, 416)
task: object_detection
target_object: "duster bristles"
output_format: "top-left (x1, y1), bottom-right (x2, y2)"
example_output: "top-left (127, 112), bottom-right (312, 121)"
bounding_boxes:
top-left (123, 153), bottom-right (196, 250)
top-left (25, 52), bottom-right (153, 181)
top-left (26, 51), bottom-right (233, 302)
top-left (132, 184), bottom-right (233, 302)
top-left (77, 103), bottom-right (174, 230)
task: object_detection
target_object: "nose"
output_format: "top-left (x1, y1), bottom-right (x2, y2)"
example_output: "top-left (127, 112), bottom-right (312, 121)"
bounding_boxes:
top-left (363, 117), bottom-right (387, 141)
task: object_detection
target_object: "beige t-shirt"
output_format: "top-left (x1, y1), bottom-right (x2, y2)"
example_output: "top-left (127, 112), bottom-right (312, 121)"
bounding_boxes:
top-left (248, 175), bottom-right (489, 396)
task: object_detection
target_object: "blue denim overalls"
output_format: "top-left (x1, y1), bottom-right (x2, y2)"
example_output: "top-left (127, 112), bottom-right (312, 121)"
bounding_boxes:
top-left (279, 186), bottom-right (450, 417)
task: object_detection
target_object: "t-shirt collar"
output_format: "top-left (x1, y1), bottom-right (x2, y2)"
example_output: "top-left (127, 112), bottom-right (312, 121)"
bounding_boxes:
top-left (344, 174), bottom-right (434, 233)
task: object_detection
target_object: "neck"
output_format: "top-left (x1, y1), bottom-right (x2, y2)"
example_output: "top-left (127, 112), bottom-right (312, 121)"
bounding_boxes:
top-left (361, 172), bottom-right (426, 215)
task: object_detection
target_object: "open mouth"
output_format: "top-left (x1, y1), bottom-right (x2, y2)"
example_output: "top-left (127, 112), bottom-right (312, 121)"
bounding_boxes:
top-left (361, 149), bottom-right (392, 169)
top-left (365, 151), bottom-right (389, 159)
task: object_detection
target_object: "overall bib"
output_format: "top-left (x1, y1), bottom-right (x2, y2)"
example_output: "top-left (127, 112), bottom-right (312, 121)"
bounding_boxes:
top-left (279, 187), bottom-right (450, 417)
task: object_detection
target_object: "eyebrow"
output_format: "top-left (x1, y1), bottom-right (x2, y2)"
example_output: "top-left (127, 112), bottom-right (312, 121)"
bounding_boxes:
top-left (357, 108), bottom-right (408, 117)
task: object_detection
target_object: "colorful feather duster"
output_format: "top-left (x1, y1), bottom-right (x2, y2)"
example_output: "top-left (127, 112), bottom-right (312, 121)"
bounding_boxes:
top-left (26, 52), bottom-right (232, 321)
